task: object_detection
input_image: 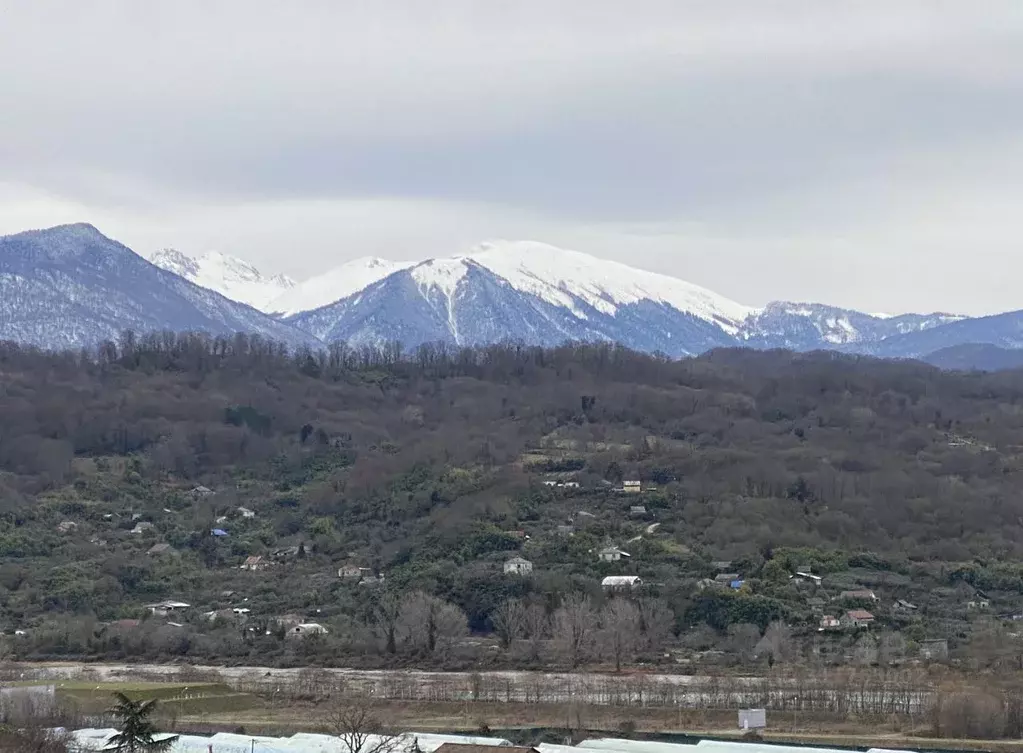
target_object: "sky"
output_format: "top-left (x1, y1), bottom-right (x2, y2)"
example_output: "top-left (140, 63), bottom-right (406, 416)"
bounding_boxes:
top-left (1, 1), bottom-right (1022, 315)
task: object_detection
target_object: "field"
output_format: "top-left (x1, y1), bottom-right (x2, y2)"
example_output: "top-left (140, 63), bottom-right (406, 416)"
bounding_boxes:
top-left (11, 679), bottom-right (263, 716)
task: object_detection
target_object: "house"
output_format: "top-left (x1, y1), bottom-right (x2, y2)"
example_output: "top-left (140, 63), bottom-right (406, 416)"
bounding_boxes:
top-left (237, 507), bottom-right (256, 519)
top-left (503, 556), bottom-right (533, 576)
top-left (840, 589), bottom-right (878, 603)
top-left (598, 546), bottom-right (630, 563)
top-left (602, 575), bottom-right (643, 590)
top-left (211, 528), bottom-right (229, 537)
top-left (57, 521), bottom-right (77, 534)
top-left (359, 574), bottom-right (385, 587)
top-left (241, 555), bottom-right (272, 571)
top-left (895, 599), bottom-right (918, 612)
top-left (147, 543), bottom-right (173, 556)
top-left (714, 573), bottom-right (741, 584)
top-left (273, 546), bottom-right (301, 559)
top-left (629, 505), bottom-right (647, 517)
top-left (130, 522), bottom-right (154, 534)
top-left (793, 571), bottom-right (823, 586)
top-left (190, 485), bottom-right (215, 498)
top-left (146, 600), bottom-right (191, 617)
top-left (807, 597), bottom-right (826, 613)
top-left (563, 481), bottom-right (580, 489)
top-left (712, 560), bottom-right (733, 572)
top-left (338, 564), bottom-right (368, 580)
top-left (729, 579), bottom-right (745, 590)
top-left (287, 623), bottom-right (329, 639)
top-left (622, 480), bottom-right (642, 494)
top-left (842, 609), bottom-right (875, 629)
top-left (919, 638), bottom-right (949, 661)
top-left (819, 615), bottom-right (841, 631)
top-left (967, 599), bottom-right (990, 610)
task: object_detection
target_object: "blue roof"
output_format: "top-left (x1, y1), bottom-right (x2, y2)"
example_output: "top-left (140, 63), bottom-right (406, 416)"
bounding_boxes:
top-left (730, 579), bottom-right (745, 589)
top-left (211, 528), bottom-right (228, 536)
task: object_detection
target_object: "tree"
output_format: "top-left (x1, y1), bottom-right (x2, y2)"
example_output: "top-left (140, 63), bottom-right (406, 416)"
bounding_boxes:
top-left (104, 693), bottom-right (177, 752)
top-left (599, 598), bottom-right (640, 672)
top-left (330, 697), bottom-right (401, 753)
top-left (492, 597), bottom-right (527, 649)
top-left (553, 594), bottom-right (596, 667)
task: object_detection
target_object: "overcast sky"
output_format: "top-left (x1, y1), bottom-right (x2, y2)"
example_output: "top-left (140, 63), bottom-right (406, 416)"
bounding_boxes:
top-left (1, 2), bottom-right (1021, 315)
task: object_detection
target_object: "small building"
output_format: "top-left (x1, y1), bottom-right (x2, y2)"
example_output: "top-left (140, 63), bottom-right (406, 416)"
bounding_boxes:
top-left (563, 481), bottom-right (580, 489)
top-left (919, 638), bottom-right (949, 661)
top-left (338, 564), bottom-right (366, 580)
top-left (57, 521), bottom-right (78, 534)
top-left (840, 589), bottom-right (878, 603)
top-left (190, 485), bottom-right (215, 498)
top-left (819, 615), bottom-right (841, 631)
top-left (147, 543), bottom-right (173, 556)
top-left (967, 599), bottom-right (990, 610)
top-left (147, 600), bottom-right (191, 617)
top-left (288, 622), bottom-right (329, 639)
top-left (598, 546), bottom-right (630, 563)
top-left (273, 545), bottom-right (302, 559)
top-left (211, 528), bottom-right (229, 537)
top-left (712, 560), bottom-right (733, 572)
top-left (503, 556), bottom-right (534, 576)
top-left (895, 599), bottom-right (918, 612)
top-left (602, 575), bottom-right (643, 590)
top-left (807, 597), bottom-right (826, 613)
top-left (359, 574), bottom-right (385, 587)
top-left (622, 480), bottom-right (642, 494)
top-left (629, 505), bottom-right (647, 517)
top-left (241, 555), bottom-right (272, 571)
top-left (715, 572), bottom-right (741, 584)
top-left (842, 609), bottom-right (875, 629)
top-left (793, 571), bottom-right (823, 586)
top-left (237, 507), bottom-right (256, 519)
top-left (130, 521), bottom-right (154, 535)
top-left (729, 579), bottom-right (745, 590)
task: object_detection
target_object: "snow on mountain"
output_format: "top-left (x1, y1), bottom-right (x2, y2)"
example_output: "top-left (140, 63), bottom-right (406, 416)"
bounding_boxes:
top-left (0, 224), bottom-right (315, 350)
top-left (737, 302), bottom-right (965, 351)
top-left (462, 241), bottom-right (754, 333)
top-left (267, 257), bottom-right (416, 316)
top-left (151, 248), bottom-right (295, 311)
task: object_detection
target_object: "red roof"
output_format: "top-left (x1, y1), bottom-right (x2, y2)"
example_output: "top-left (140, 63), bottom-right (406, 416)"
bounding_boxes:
top-left (847, 609), bottom-right (874, 620)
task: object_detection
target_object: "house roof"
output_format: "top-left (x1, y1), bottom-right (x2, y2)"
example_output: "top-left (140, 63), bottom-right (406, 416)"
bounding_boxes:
top-left (847, 609), bottom-right (875, 620)
top-left (602, 575), bottom-right (642, 586)
top-left (506, 556), bottom-right (531, 565)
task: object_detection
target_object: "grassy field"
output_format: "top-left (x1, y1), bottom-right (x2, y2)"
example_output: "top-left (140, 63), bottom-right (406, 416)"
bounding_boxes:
top-left (9, 680), bottom-right (263, 716)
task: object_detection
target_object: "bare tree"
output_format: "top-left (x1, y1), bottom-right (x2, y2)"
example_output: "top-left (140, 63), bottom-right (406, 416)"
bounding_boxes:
top-left (727, 623), bottom-right (762, 664)
top-left (372, 592), bottom-right (402, 655)
top-left (553, 594), bottom-right (596, 667)
top-left (755, 621), bottom-right (795, 665)
top-left (493, 598), bottom-right (527, 649)
top-left (329, 696), bottom-right (402, 753)
top-left (523, 599), bottom-right (549, 661)
top-left (636, 597), bottom-right (675, 653)
top-left (599, 598), bottom-right (640, 671)
top-left (396, 591), bottom-right (468, 657)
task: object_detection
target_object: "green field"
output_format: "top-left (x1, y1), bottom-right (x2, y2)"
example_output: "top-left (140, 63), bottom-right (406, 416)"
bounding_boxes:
top-left (7, 680), bottom-right (262, 715)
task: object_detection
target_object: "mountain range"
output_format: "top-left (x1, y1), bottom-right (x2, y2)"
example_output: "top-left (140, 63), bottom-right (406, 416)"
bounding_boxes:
top-left (1, 223), bottom-right (1019, 368)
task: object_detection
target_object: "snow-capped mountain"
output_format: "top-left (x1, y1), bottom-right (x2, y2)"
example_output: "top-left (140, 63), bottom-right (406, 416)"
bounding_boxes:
top-left (285, 241), bottom-right (749, 356)
top-left (0, 224), bottom-right (315, 350)
top-left (267, 256), bottom-right (416, 316)
top-left (150, 248), bottom-right (295, 311)
top-left (738, 302), bottom-right (964, 351)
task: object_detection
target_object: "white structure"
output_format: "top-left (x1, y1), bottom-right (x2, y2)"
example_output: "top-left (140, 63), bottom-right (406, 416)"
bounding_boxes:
top-left (622, 480), bottom-right (642, 494)
top-left (503, 556), bottom-right (534, 575)
top-left (237, 506), bottom-right (256, 518)
top-left (602, 575), bottom-right (642, 590)
top-left (288, 622), bottom-right (329, 638)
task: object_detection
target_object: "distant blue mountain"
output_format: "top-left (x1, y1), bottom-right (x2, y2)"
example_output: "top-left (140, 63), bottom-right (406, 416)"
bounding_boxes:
top-left (0, 224), bottom-right (314, 350)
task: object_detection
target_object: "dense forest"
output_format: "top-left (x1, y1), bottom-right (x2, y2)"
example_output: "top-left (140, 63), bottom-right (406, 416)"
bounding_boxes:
top-left (3, 332), bottom-right (1023, 669)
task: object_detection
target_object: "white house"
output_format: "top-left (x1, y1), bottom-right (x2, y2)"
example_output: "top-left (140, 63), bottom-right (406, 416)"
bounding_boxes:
top-left (598, 546), bottom-right (630, 563)
top-left (288, 623), bottom-right (329, 639)
top-left (602, 575), bottom-right (642, 590)
top-left (622, 480), bottom-right (642, 494)
top-left (237, 507), bottom-right (256, 519)
top-left (147, 600), bottom-right (191, 617)
top-left (503, 556), bottom-right (534, 576)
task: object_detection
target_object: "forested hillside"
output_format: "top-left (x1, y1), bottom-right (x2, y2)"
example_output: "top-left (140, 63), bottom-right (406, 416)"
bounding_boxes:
top-left (3, 333), bottom-right (1023, 669)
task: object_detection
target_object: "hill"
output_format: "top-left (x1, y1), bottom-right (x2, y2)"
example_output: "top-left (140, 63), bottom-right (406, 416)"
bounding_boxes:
top-left (3, 337), bottom-right (1023, 669)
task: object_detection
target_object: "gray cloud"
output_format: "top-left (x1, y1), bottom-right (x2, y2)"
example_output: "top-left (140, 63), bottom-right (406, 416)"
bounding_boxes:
top-left (1, 1), bottom-right (1022, 315)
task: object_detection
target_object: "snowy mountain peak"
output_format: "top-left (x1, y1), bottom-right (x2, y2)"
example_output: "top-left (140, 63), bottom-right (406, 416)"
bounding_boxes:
top-left (267, 256), bottom-right (416, 316)
top-left (150, 248), bottom-right (295, 311)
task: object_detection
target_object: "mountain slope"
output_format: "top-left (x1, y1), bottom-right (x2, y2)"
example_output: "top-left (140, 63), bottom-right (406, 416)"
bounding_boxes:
top-left (151, 248), bottom-right (296, 311)
top-left (0, 224), bottom-right (315, 350)
top-left (286, 246), bottom-right (741, 356)
top-left (871, 309), bottom-right (1023, 359)
top-left (923, 343), bottom-right (1023, 371)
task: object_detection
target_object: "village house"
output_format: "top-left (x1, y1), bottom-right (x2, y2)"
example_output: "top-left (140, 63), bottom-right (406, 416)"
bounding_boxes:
top-left (56, 521), bottom-right (77, 534)
top-left (842, 609), bottom-right (875, 629)
top-left (712, 560), bottom-right (733, 572)
top-left (241, 555), bottom-right (272, 571)
top-left (598, 546), bottom-right (630, 563)
top-left (793, 569), bottom-right (823, 586)
top-left (714, 572), bottom-right (741, 585)
top-left (146, 600), bottom-right (191, 617)
top-left (359, 574), bottom-right (385, 587)
top-left (273, 545), bottom-right (302, 559)
top-left (237, 506), bottom-right (256, 519)
top-left (629, 505), bottom-right (648, 517)
top-left (818, 615), bottom-right (841, 631)
top-left (147, 543), bottom-right (173, 556)
top-left (287, 622), bottom-right (329, 639)
top-left (895, 599), bottom-right (918, 612)
top-left (190, 485), bottom-right (215, 499)
top-left (130, 521), bottom-right (154, 535)
top-left (621, 480), bottom-right (642, 494)
top-left (338, 564), bottom-right (368, 580)
top-left (968, 599), bottom-right (990, 610)
top-left (503, 556), bottom-right (534, 576)
top-left (602, 575), bottom-right (643, 590)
